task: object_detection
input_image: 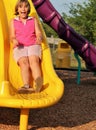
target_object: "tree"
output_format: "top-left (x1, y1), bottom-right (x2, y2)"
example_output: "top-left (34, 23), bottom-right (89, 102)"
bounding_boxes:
top-left (41, 21), bottom-right (58, 37)
top-left (62, 0), bottom-right (96, 45)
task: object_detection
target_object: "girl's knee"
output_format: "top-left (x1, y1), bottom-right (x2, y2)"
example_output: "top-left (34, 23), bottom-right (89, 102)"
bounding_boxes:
top-left (29, 56), bottom-right (40, 64)
top-left (18, 58), bottom-right (30, 68)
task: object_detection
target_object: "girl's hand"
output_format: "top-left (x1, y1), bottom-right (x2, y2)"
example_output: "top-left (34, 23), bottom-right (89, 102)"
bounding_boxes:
top-left (12, 39), bottom-right (19, 48)
top-left (36, 36), bottom-right (43, 44)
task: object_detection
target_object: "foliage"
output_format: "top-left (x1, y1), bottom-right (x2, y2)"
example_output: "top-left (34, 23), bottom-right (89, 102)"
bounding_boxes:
top-left (62, 0), bottom-right (96, 45)
top-left (41, 21), bottom-right (58, 38)
top-left (41, 0), bottom-right (96, 44)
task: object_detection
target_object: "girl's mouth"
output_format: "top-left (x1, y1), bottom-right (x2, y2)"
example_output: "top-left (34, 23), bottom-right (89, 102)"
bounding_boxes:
top-left (21, 12), bottom-right (26, 14)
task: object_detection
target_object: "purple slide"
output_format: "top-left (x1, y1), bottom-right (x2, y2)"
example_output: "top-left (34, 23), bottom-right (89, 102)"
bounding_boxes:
top-left (32, 0), bottom-right (96, 71)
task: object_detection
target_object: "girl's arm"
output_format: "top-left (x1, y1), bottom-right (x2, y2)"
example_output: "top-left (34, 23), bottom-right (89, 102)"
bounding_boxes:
top-left (34, 18), bottom-right (43, 44)
top-left (9, 19), bottom-right (19, 48)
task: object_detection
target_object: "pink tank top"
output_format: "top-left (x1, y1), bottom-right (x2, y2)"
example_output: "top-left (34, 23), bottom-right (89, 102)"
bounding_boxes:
top-left (14, 17), bottom-right (37, 46)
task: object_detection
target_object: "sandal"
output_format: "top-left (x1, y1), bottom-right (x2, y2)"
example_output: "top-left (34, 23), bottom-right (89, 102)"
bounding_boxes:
top-left (35, 77), bottom-right (43, 92)
top-left (18, 85), bottom-right (35, 94)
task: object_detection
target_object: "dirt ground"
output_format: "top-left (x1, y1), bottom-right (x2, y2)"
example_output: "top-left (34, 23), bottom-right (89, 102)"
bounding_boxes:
top-left (0, 69), bottom-right (96, 130)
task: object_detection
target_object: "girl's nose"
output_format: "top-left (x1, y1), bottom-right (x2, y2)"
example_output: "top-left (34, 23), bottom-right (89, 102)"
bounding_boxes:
top-left (22, 6), bottom-right (25, 10)
top-left (22, 7), bottom-right (25, 10)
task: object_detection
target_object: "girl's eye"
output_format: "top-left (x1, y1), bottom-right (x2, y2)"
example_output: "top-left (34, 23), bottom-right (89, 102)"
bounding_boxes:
top-left (25, 5), bottom-right (28, 8)
top-left (19, 5), bottom-right (22, 8)
top-left (19, 5), bottom-right (28, 8)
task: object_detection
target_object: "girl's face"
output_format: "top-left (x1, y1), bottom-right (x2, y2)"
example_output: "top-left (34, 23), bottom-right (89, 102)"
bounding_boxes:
top-left (18, 2), bottom-right (29, 19)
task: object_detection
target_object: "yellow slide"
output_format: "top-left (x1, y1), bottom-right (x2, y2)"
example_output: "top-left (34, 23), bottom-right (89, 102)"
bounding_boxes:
top-left (0, 0), bottom-right (64, 129)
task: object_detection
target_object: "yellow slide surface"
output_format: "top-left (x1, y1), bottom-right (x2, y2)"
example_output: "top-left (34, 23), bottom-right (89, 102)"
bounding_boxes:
top-left (0, 0), bottom-right (64, 109)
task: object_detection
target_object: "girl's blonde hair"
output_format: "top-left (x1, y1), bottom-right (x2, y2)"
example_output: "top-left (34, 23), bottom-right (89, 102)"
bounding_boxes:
top-left (14, 0), bottom-right (31, 15)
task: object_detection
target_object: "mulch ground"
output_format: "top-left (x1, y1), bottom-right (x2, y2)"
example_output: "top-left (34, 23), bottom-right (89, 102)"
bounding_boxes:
top-left (0, 69), bottom-right (96, 130)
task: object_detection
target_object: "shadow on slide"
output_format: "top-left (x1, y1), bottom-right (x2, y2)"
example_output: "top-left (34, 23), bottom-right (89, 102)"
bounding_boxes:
top-left (0, 0), bottom-right (64, 129)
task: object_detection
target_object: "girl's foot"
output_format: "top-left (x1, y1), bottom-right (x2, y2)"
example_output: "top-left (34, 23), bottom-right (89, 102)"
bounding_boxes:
top-left (35, 77), bottom-right (43, 92)
top-left (18, 84), bottom-right (35, 94)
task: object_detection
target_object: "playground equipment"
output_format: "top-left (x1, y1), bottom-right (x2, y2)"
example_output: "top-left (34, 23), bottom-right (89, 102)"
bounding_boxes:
top-left (0, 0), bottom-right (64, 129)
top-left (55, 41), bottom-right (71, 68)
top-left (32, 0), bottom-right (96, 72)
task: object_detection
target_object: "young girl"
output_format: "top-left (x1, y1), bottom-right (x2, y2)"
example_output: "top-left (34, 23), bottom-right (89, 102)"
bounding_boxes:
top-left (10, 0), bottom-right (43, 93)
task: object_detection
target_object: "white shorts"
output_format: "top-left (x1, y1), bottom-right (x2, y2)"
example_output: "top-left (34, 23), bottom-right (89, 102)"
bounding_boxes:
top-left (13, 44), bottom-right (42, 63)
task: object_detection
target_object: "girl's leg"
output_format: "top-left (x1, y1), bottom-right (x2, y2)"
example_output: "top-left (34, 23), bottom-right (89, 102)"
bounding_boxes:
top-left (29, 55), bottom-right (43, 92)
top-left (29, 55), bottom-right (41, 79)
top-left (18, 57), bottom-right (31, 87)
